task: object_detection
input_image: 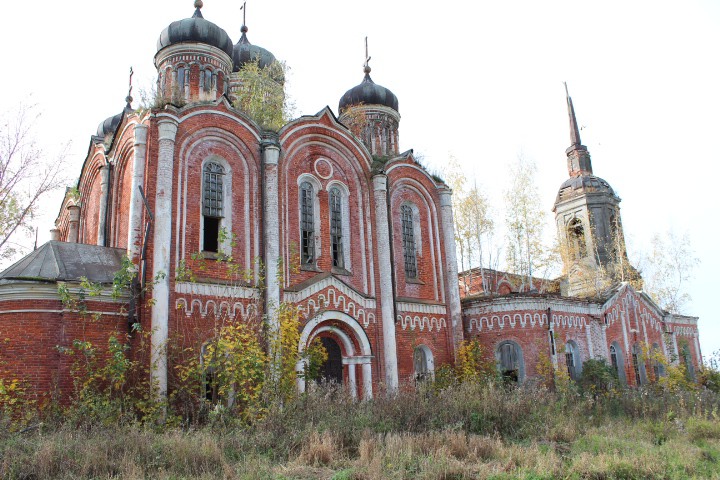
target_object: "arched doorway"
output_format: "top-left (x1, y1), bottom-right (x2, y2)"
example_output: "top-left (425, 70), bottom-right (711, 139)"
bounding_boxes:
top-left (297, 311), bottom-right (374, 399)
top-left (319, 336), bottom-right (343, 384)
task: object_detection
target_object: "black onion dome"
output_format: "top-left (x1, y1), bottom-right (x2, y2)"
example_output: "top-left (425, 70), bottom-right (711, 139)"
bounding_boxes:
top-left (339, 70), bottom-right (399, 113)
top-left (556, 175), bottom-right (616, 203)
top-left (157, 3), bottom-right (233, 57)
top-left (232, 25), bottom-right (278, 73)
top-left (96, 103), bottom-right (133, 138)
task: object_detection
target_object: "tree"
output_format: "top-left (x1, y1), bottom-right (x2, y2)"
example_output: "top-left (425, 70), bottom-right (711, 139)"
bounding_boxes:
top-left (0, 103), bottom-right (68, 260)
top-left (233, 60), bottom-right (294, 132)
top-left (503, 155), bottom-right (550, 291)
top-left (445, 156), bottom-right (498, 296)
top-left (644, 229), bottom-right (699, 314)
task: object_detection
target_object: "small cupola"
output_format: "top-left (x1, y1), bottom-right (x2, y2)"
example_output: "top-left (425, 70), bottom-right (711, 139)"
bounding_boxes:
top-left (155, 1), bottom-right (234, 105)
top-left (338, 39), bottom-right (400, 157)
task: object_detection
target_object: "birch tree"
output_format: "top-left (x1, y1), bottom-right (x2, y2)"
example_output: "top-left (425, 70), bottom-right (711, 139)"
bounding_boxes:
top-left (503, 155), bottom-right (548, 291)
top-left (644, 229), bottom-right (698, 314)
top-left (0, 103), bottom-right (68, 260)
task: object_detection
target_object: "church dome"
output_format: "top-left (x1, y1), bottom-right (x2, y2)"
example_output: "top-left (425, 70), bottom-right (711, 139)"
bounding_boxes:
top-left (339, 66), bottom-right (399, 113)
top-left (233, 25), bottom-right (278, 73)
top-left (96, 103), bottom-right (133, 138)
top-left (555, 174), bottom-right (616, 203)
top-left (157, 1), bottom-right (233, 58)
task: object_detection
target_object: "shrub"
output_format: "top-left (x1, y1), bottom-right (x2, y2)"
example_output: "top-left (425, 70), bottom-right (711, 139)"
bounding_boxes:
top-left (579, 358), bottom-right (618, 396)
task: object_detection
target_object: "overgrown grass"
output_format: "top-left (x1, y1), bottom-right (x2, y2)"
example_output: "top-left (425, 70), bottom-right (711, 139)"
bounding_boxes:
top-left (2, 382), bottom-right (720, 479)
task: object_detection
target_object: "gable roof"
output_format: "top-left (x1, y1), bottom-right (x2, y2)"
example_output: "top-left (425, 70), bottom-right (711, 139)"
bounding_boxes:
top-left (0, 241), bottom-right (125, 284)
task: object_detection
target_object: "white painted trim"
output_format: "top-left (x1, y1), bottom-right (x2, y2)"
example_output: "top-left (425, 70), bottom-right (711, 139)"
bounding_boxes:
top-left (396, 301), bottom-right (446, 315)
top-left (174, 282), bottom-right (258, 299)
top-left (283, 275), bottom-right (376, 309)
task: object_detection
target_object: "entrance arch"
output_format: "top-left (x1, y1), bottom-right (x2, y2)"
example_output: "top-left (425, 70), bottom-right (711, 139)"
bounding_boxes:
top-left (297, 310), bottom-right (373, 399)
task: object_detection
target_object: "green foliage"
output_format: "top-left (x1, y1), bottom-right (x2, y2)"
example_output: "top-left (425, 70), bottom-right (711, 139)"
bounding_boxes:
top-left (233, 59), bottom-right (292, 131)
top-left (455, 339), bottom-right (497, 384)
top-left (579, 358), bottom-right (619, 395)
top-left (700, 367), bottom-right (720, 394)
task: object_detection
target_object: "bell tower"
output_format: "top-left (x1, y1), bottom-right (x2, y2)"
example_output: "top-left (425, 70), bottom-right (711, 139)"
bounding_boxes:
top-left (553, 85), bottom-right (638, 297)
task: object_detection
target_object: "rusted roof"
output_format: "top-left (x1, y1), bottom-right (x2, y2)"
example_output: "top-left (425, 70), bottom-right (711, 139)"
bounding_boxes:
top-left (0, 241), bottom-right (125, 284)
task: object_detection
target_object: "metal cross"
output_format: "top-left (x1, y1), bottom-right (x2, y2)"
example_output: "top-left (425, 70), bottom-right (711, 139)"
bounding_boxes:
top-left (240, 1), bottom-right (246, 25)
top-left (364, 37), bottom-right (371, 68)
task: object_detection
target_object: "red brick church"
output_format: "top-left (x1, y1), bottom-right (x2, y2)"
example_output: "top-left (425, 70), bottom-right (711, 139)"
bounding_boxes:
top-left (0, 2), bottom-right (701, 402)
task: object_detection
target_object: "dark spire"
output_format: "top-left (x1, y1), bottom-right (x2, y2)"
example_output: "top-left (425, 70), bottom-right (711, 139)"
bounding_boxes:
top-left (363, 36), bottom-right (372, 81)
top-left (564, 82), bottom-right (582, 147)
top-left (193, 0), bottom-right (204, 18)
top-left (562, 83), bottom-right (593, 176)
top-left (239, 2), bottom-right (249, 43)
top-left (125, 67), bottom-right (134, 110)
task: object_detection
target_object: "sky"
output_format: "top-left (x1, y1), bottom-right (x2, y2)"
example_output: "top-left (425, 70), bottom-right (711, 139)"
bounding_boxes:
top-left (1, 0), bottom-right (718, 358)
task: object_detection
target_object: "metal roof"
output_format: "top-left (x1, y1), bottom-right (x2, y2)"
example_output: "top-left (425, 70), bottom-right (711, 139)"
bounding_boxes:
top-left (0, 241), bottom-right (126, 284)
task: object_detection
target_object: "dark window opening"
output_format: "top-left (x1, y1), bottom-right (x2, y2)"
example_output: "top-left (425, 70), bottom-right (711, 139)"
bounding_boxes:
top-left (632, 344), bottom-right (642, 386)
top-left (300, 182), bottom-right (315, 264)
top-left (203, 69), bottom-right (213, 92)
top-left (401, 205), bottom-right (418, 279)
top-left (203, 162), bottom-right (224, 253)
top-left (204, 217), bottom-right (220, 253)
top-left (568, 218), bottom-right (587, 260)
top-left (414, 347), bottom-right (430, 383)
top-left (329, 187), bottom-right (344, 269)
top-left (498, 341), bottom-right (521, 383)
top-left (610, 344), bottom-right (619, 374)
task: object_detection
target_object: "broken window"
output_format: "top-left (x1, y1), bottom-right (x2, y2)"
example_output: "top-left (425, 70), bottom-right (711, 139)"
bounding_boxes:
top-left (567, 218), bottom-right (587, 260)
top-left (203, 162), bottom-right (225, 253)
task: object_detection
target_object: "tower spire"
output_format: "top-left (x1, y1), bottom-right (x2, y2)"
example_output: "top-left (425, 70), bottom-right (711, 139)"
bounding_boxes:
top-left (562, 83), bottom-right (593, 176)
top-left (564, 82), bottom-right (582, 147)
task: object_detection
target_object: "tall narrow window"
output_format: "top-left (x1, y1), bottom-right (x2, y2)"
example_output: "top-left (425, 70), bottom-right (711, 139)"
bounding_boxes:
top-left (632, 343), bottom-right (642, 386)
top-left (565, 341), bottom-right (580, 380)
top-left (568, 218), bottom-right (587, 260)
top-left (401, 205), bottom-right (418, 279)
top-left (610, 344), bottom-right (619, 374)
top-left (329, 187), bottom-right (344, 269)
top-left (203, 162), bottom-right (225, 253)
top-left (203, 68), bottom-right (213, 93)
top-left (300, 182), bottom-right (315, 265)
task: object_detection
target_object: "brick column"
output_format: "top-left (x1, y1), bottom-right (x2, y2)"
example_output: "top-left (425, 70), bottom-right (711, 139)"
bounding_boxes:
top-left (438, 186), bottom-right (463, 359)
top-left (67, 205), bottom-right (80, 243)
top-left (49, 228), bottom-right (60, 241)
top-left (373, 174), bottom-right (398, 393)
top-left (262, 133), bottom-right (281, 347)
top-left (127, 124), bottom-right (148, 261)
top-left (151, 117), bottom-right (178, 399)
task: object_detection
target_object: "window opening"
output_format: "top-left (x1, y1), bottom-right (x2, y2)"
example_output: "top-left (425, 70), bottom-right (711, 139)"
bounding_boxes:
top-left (203, 68), bottom-right (213, 93)
top-left (401, 205), bottom-right (418, 279)
top-left (329, 187), bottom-right (344, 269)
top-left (610, 344), bottom-right (619, 374)
top-left (203, 162), bottom-right (225, 253)
top-left (565, 344), bottom-right (577, 380)
top-left (632, 344), bottom-right (642, 386)
top-left (498, 342), bottom-right (521, 383)
top-left (300, 181), bottom-right (315, 265)
top-left (568, 218), bottom-right (587, 259)
top-left (414, 347), bottom-right (430, 383)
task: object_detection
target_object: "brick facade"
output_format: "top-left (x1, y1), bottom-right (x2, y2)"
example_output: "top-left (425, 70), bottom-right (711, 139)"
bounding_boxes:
top-left (0, 5), bottom-right (702, 402)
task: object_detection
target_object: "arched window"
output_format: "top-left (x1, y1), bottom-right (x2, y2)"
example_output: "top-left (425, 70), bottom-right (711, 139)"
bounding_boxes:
top-left (651, 343), bottom-right (665, 381)
top-left (568, 218), bottom-right (587, 259)
top-left (329, 187), bottom-right (344, 269)
top-left (610, 341), bottom-right (626, 385)
top-left (681, 344), bottom-right (695, 381)
top-left (202, 68), bottom-right (213, 93)
top-left (176, 65), bottom-right (188, 97)
top-left (203, 162), bottom-right (225, 253)
top-left (631, 343), bottom-right (646, 386)
top-left (401, 205), bottom-right (418, 279)
top-left (300, 181), bottom-right (315, 265)
top-left (413, 345), bottom-right (434, 383)
top-left (496, 341), bottom-right (524, 383)
top-left (565, 340), bottom-right (582, 380)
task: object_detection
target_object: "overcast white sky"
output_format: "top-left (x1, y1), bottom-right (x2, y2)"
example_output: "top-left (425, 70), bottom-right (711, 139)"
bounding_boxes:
top-left (1, 1), bottom-right (718, 358)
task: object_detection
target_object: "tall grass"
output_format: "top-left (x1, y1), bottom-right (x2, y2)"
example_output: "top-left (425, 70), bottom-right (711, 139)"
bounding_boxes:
top-left (2, 382), bottom-right (719, 479)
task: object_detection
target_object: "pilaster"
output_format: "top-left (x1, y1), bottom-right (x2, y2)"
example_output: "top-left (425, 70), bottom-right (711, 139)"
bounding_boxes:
top-left (372, 174), bottom-right (399, 393)
top-left (151, 117), bottom-right (178, 398)
top-left (127, 124), bottom-right (148, 261)
top-left (437, 186), bottom-right (463, 359)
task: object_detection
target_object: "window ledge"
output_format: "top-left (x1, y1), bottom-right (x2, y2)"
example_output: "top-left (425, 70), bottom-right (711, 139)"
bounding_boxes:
top-left (406, 277), bottom-right (425, 285)
top-left (200, 251), bottom-right (229, 261)
top-left (300, 263), bottom-right (323, 273)
top-left (332, 267), bottom-right (353, 277)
